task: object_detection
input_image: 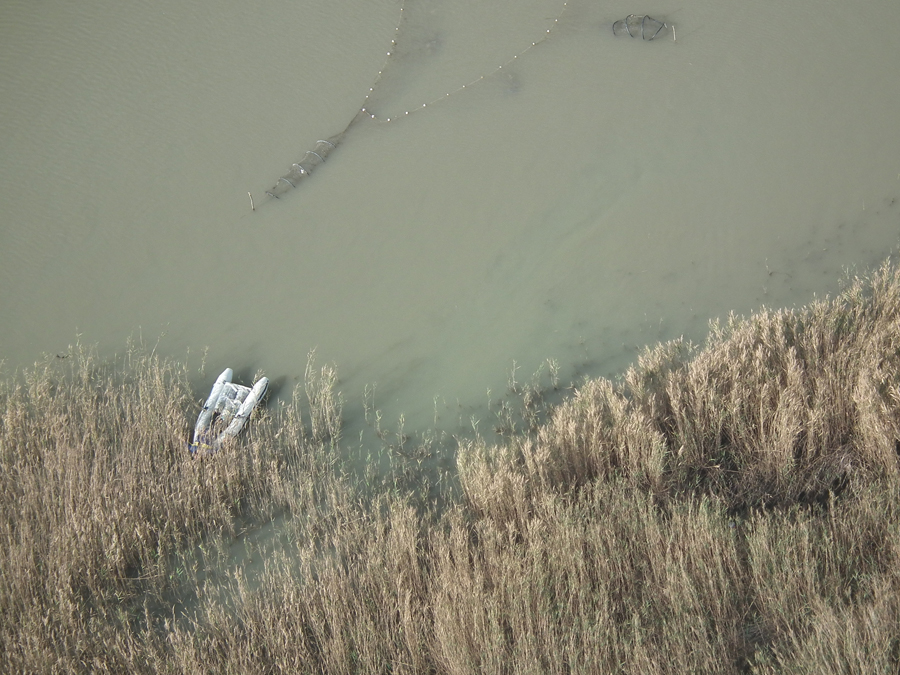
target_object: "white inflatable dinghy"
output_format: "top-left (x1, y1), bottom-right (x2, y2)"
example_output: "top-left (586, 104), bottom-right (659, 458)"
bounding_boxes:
top-left (190, 368), bottom-right (269, 453)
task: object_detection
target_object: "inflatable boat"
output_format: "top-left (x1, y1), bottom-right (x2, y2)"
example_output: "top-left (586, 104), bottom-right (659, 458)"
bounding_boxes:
top-left (190, 368), bottom-right (269, 453)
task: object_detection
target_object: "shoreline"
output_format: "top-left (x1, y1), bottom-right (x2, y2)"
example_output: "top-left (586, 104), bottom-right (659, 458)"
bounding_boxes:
top-left (3, 259), bottom-right (900, 672)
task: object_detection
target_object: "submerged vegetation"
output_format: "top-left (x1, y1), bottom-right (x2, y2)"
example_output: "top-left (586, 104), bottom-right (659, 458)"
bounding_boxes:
top-left (4, 261), bottom-right (900, 673)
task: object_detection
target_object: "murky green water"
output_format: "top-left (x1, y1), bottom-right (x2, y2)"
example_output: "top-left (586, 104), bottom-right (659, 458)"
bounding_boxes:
top-left (2, 0), bottom-right (899, 446)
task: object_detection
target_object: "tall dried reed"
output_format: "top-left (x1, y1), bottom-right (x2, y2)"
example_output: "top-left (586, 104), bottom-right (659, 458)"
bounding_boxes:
top-left (3, 261), bottom-right (900, 673)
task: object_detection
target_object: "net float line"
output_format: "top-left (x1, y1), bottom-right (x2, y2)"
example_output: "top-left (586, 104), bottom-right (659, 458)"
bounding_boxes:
top-left (255, 1), bottom-right (572, 207)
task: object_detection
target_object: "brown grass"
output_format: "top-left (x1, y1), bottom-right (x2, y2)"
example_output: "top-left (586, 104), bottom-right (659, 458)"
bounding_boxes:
top-left (4, 261), bottom-right (900, 673)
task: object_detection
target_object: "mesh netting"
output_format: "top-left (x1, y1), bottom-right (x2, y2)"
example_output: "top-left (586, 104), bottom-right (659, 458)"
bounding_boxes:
top-left (259, 5), bottom-right (674, 206)
top-left (264, 136), bottom-right (344, 200)
top-left (612, 15), bottom-right (669, 41)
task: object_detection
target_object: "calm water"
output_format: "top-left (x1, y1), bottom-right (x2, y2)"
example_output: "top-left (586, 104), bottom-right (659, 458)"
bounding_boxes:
top-left (2, 0), bottom-right (899, 445)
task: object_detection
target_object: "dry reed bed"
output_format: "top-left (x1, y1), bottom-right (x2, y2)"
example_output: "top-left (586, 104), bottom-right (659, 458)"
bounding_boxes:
top-left (0, 346), bottom-right (344, 672)
top-left (3, 262), bottom-right (900, 673)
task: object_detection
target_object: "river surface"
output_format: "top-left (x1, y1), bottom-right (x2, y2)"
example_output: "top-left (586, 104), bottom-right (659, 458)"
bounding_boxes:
top-left (2, 0), bottom-right (899, 445)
